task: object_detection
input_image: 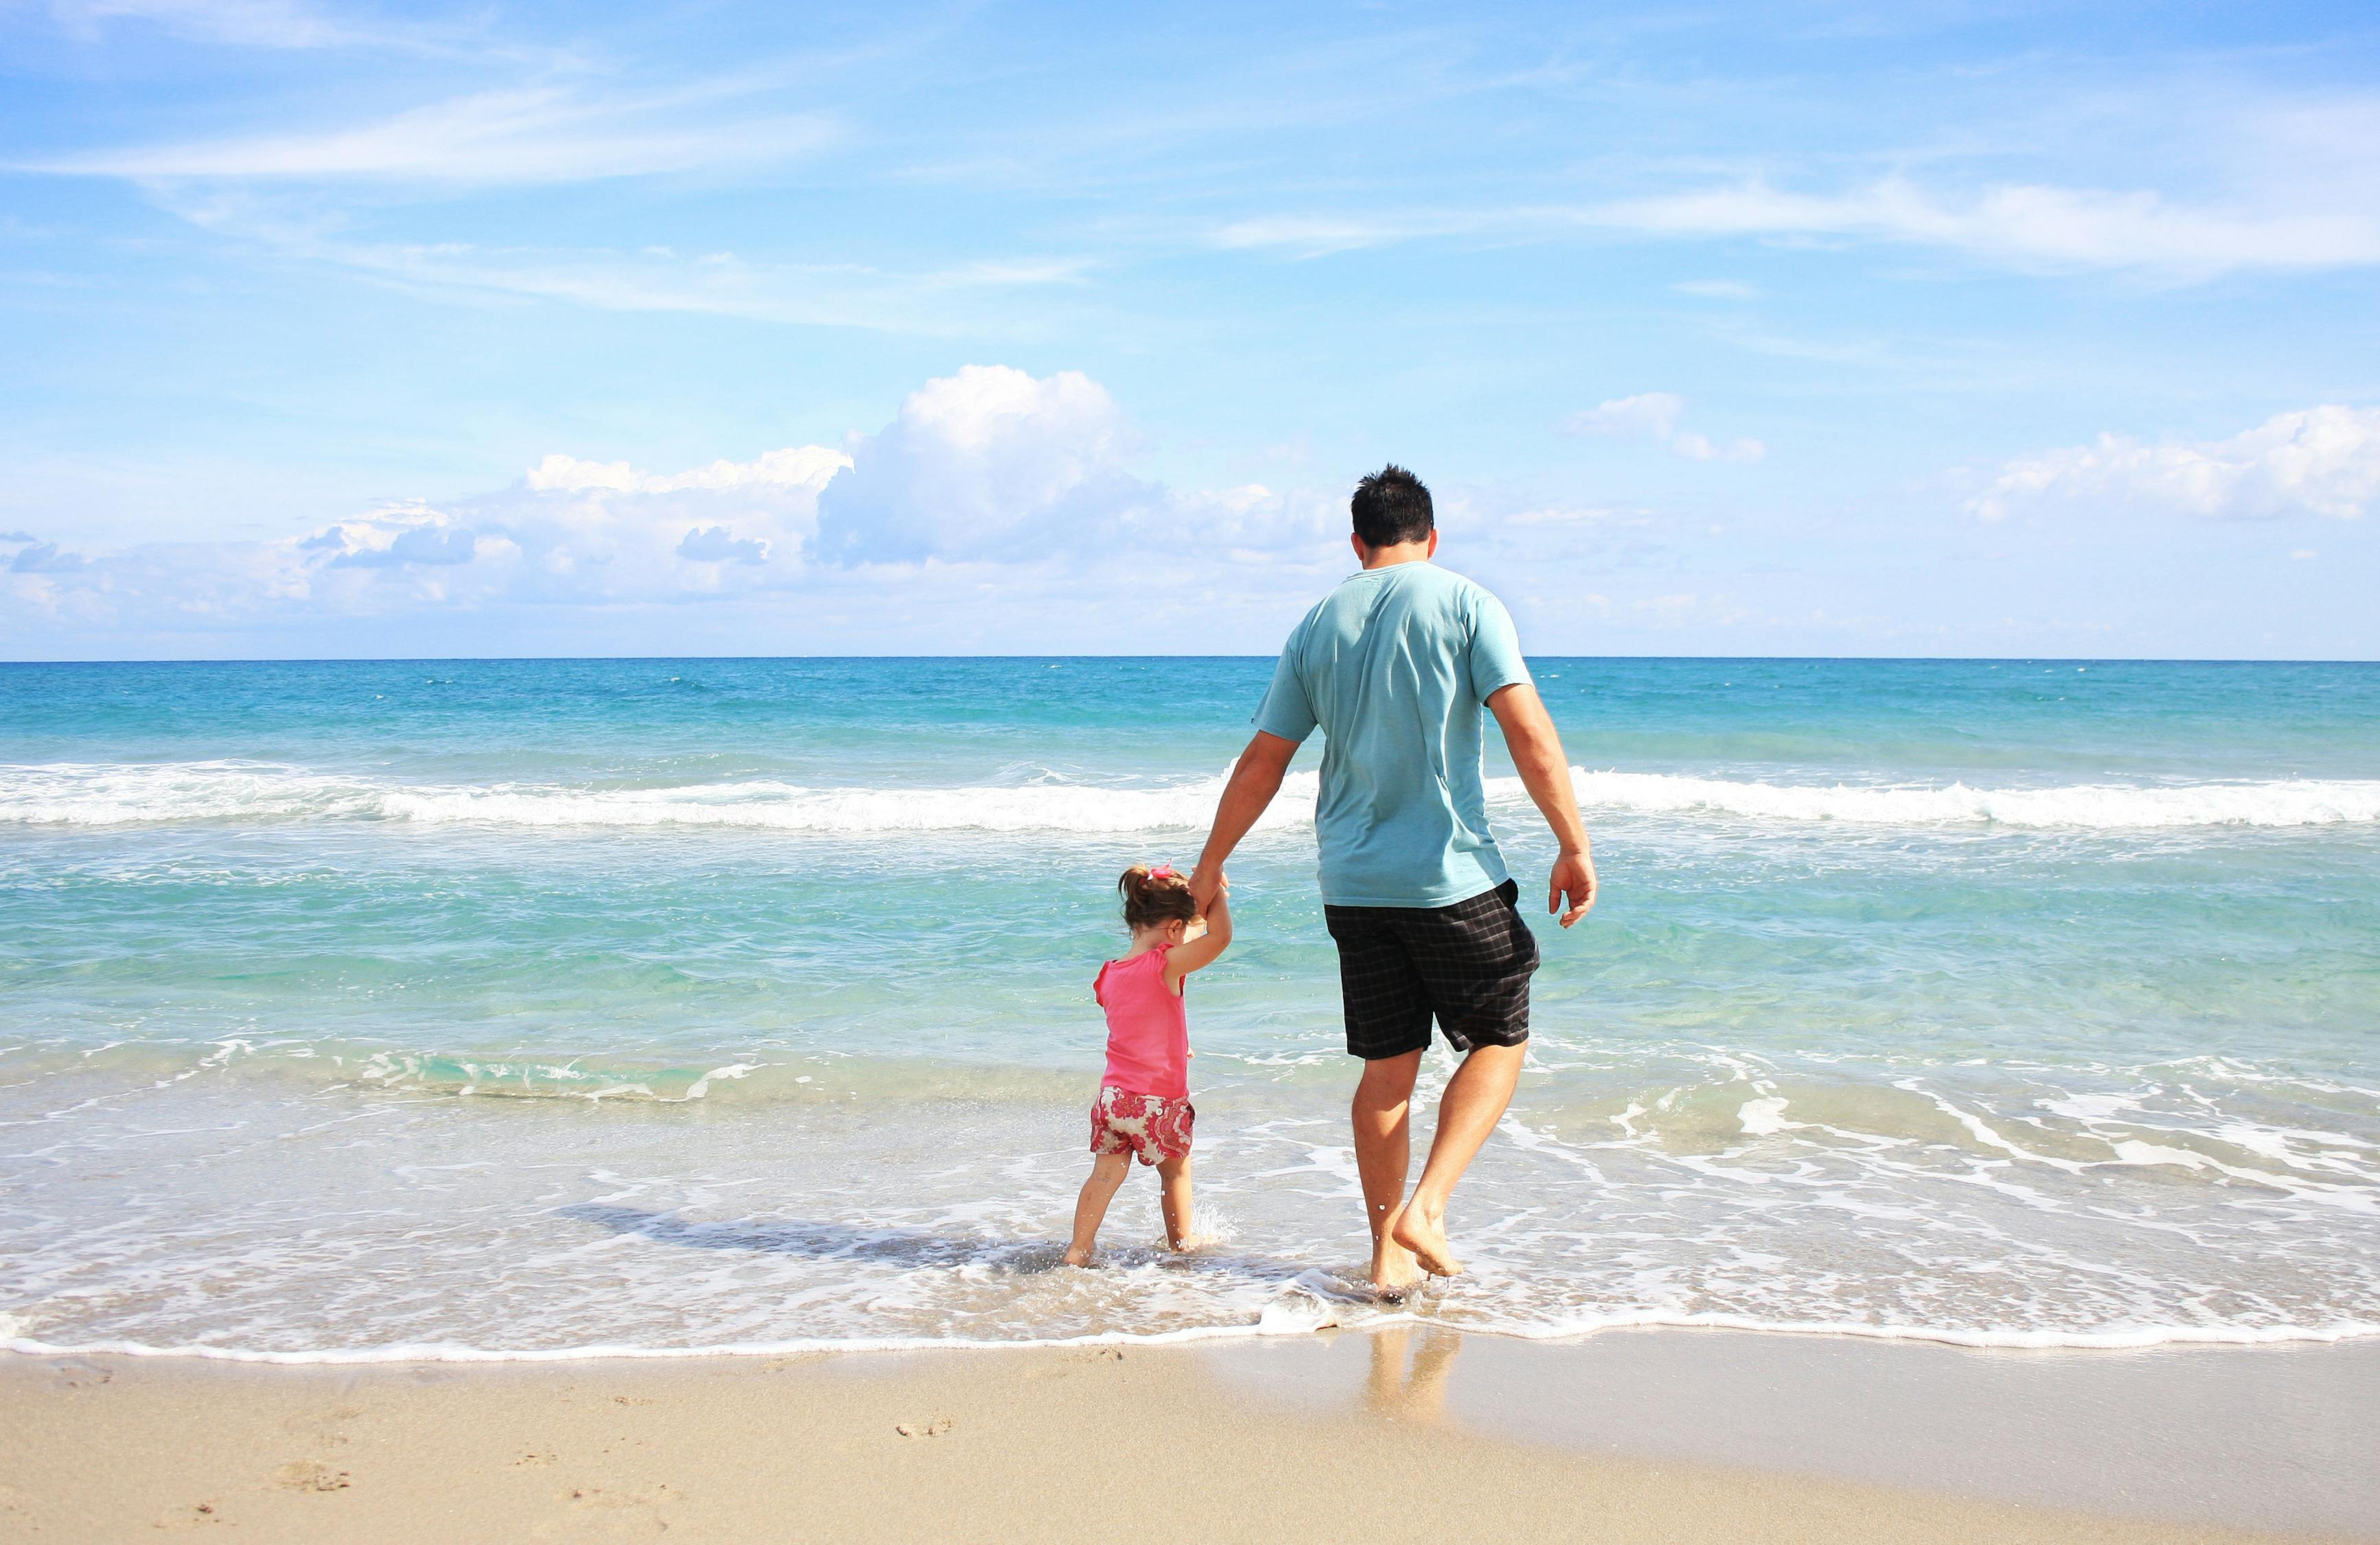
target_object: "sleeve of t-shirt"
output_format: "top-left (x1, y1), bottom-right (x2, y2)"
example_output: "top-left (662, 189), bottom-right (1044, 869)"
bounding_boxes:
top-left (1467, 591), bottom-right (1533, 702)
top-left (1250, 621), bottom-right (1318, 742)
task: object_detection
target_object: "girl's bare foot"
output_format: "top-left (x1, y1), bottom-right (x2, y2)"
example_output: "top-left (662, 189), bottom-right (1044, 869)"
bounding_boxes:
top-left (1063, 1246), bottom-right (1092, 1267)
top-left (1370, 1237), bottom-right (1422, 1296)
top-left (1391, 1204), bottom-right (1461, 1277)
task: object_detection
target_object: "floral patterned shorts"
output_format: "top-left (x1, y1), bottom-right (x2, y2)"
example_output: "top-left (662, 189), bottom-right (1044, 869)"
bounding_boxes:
top-left (1089, 1085), bottom-right (1195, 1165)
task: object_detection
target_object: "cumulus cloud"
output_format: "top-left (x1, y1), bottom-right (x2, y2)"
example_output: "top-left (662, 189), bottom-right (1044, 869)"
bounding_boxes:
top-left (311, 520), bottom-right (479, 567)
top-left (8, 540), bottom-right (87, 573)
top-left (0, 365), bottom-right (1360, 654)
top-left (812, 365), bottom-right (1161, 564)
top-left (1566, 393), bottom-right (1765, 463)
top-left (676, 526), bottom-right (768, 564)
top-left (1968, 405), bottom-right (2380, 522)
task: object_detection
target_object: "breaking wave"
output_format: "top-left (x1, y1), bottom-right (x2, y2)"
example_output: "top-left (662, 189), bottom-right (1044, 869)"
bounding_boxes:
top-left (5, 761), bottom-right (2379, 834)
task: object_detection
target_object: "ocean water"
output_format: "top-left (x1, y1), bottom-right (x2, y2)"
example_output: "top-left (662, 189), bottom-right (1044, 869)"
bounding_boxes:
top-left (2, 656), bottom-right (2376, 1362)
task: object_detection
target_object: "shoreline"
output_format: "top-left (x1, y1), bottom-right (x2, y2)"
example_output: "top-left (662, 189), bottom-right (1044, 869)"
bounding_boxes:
top-left (5, 1327), bottom-right (2371, 1542)
top-left (10, 1309), bottom-right (2377, 1364)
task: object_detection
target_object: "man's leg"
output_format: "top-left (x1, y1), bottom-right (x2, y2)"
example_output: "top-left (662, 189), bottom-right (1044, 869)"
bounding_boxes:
top-left (1390, 1041), bottom-right (1525, 1276)
top-left (1351, 1049), bottom-right (1423, 1291)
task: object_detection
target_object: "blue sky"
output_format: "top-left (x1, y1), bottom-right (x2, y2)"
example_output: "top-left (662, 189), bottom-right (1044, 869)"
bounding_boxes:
top-left (3, 0), bottom-right (2377, 659)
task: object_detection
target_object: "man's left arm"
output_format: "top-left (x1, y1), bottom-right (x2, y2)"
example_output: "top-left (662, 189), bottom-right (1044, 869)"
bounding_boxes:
top-left (1487, 684), bottom-right (1597, 928)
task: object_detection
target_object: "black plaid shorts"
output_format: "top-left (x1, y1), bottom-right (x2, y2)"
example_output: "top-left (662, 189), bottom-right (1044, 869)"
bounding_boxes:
top-left (1323, 878), bottom-right (1540, 1060)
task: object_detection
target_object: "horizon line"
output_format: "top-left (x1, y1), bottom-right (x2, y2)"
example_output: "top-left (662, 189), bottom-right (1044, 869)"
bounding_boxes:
top-left (4, 653), bottom-right (2376, 668)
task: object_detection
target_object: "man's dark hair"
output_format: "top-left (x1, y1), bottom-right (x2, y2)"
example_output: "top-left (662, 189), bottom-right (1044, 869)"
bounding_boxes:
top-left (1349, 464), bottom-right (1434, 548)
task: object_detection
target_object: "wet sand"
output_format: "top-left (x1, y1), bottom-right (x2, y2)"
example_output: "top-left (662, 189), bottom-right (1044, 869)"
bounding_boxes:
top-left (2, 1329), bottom-right (2372, 1542)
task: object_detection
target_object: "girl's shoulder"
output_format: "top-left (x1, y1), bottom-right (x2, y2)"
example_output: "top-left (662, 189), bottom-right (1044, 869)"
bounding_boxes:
top-left (1093, 945), bottom-right (1168, 996)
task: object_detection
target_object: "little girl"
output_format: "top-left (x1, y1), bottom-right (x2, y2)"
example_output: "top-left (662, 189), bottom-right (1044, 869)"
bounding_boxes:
top-left (1063, 862), bottom-right (1232, 1267)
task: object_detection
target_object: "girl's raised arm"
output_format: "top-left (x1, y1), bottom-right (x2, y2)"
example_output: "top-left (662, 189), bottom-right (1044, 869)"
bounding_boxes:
top-left (1163, 878), bottom-right (1231, 992)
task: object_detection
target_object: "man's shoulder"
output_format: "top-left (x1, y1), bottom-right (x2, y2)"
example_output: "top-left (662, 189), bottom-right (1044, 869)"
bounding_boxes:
top-left (1295, 564), bottom-right (1505, 638)
top-left (1394, 562), bottom-right (1505, 621)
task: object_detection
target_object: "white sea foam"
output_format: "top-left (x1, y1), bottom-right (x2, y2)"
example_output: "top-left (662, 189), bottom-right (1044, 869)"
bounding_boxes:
top-left (6, 1051), bottom-right (2377, 1362)
top-left (1562, 770), bottom-right (2380, 828)
top-left (8, 1312), bottom-right (2375, 1364)
top-left (6, 761), bottom-right (2378, 834)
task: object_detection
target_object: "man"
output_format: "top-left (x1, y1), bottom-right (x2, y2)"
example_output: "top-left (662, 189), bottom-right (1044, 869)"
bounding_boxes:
top-left (1189, 464), bottom-right (1595, 1293)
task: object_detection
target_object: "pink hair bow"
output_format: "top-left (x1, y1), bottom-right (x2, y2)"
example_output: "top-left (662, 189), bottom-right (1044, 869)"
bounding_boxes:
top-left (1149, 864), bottom-right (1176, 880)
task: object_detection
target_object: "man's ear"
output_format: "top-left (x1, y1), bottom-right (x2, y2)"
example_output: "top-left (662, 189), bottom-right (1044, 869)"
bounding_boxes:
top-left (1350, 531), bottom-right (1369, 564)
top-left (1426, 529), bottom-right (1440, 558)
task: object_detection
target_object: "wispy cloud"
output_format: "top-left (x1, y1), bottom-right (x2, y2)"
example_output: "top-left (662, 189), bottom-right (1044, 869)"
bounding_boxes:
top-left (1967, 406), bottom-right (2380, 522)
top-left (1594, 177), bottom-right (2380, 277)
top-left (1671, 279), bottom-right (1757, 299)
top-left (133, 191), bottom-right (1092, 334)
top-left (527, 446), bottom-right (849, 496)
top-left (43, 0), bottom-right (400, 49)
top-left (1210, 175), bottom-right (2380, 279)
top-left (1567, 393), bottom-right (1765, 463)
top-left (21, 85), bottom-right (840, 183)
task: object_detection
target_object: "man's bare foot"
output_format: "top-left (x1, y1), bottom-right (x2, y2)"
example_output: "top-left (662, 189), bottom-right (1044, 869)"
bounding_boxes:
top-left (1391, 1204), bottom-right (1461, 1277)
top-left (1063, 1246), bottom-right (1092, 1267)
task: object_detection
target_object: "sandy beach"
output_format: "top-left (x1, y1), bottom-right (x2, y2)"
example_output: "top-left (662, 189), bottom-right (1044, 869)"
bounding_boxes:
top-left (5, 1327), bottom-right (2372, 1543)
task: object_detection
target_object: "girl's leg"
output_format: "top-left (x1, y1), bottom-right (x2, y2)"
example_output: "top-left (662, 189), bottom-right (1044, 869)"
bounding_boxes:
top-left (1065, 1152), bottom-right (1132, 1266)
top-left (1155, 1152), bottom-right (1194, 1250)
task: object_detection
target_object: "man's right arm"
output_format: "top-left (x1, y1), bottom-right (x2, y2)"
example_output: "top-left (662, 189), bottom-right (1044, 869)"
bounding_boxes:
top-left (1189, 731), bottom-right (1298, 913)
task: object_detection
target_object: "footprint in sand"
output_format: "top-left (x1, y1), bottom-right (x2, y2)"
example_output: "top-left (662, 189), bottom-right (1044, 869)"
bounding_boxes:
top-left (893, 1417), bottom-right (953, 1438)
top-left (275, 1460), bottom-right (352, 1493)
top-left (533, 1483), bottom-right (679, 1540)
top-left (153, 1499), bottom-right (225, 1529)
top-left (45, 1359), bottom-right (112, 1390)
top-left (279, 1405), bottom-right (363, 1447)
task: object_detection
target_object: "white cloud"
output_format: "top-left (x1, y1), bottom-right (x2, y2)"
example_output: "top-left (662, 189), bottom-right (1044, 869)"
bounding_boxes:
top-left (526, 446), bottom-right (849, 494)
top-left (1567, 393), bottom-right (1765, 463)
top-left (0, 366), bottom-right (1355, 653)
top-left (1671, 279), bottom-right (1758, 299)
top-left (43, 0), bottom-right (380, 48)
top-left (123, 192), bottom-right (1088, 336)
top-left (1210, 172), bottom-right (2380, 279)
top-left (1593, 178), bottom-right (2380, 276)
top-left (308, 518), bottom-right (479, 568)
top-left (1568, 392), bottom-right (1684, 442)
top-left (1969, 405), bottom-right (2380, 522)
top-left (21, 87), bottom-right (838, 184)
top-left (1209, 213), bottom-right (1480, 258)
top-left (812, 365), bottom-right (1158, 564)
top-left (676, 526), bottom-right (768, 564)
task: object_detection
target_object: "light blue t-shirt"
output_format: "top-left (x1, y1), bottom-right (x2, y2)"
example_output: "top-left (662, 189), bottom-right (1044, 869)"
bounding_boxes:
top-left (1252, 562), bottom-right (1533, 908)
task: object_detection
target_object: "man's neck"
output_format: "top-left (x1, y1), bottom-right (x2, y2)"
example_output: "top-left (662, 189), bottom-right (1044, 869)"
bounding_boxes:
top-left (1358, 543), bottom-right (1432, 570)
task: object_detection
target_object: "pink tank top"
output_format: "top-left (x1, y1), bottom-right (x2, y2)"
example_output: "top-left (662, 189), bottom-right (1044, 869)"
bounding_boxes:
top-left (1092, 946), bottom-right (1189, 1100)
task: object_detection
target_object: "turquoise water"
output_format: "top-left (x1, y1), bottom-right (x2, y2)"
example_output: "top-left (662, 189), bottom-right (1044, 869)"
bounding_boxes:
top-left (2, 657), bottom-right (2376, 1358)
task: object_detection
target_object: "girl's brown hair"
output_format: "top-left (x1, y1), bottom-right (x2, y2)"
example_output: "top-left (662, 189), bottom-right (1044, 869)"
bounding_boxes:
top-left (1118, 864), bottom-right (1198, 931)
